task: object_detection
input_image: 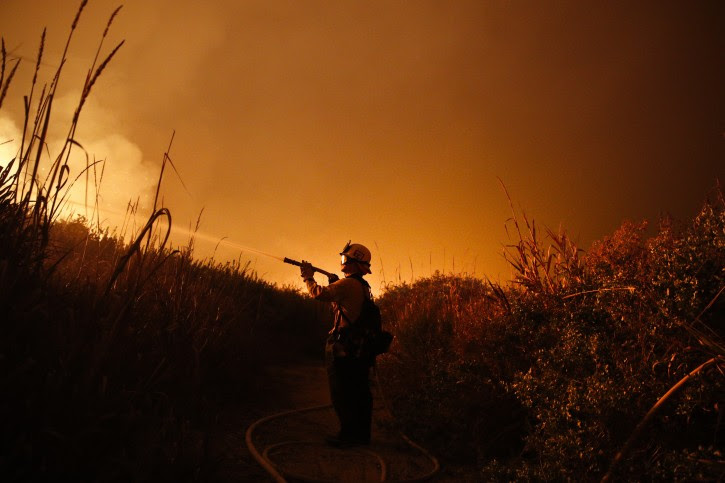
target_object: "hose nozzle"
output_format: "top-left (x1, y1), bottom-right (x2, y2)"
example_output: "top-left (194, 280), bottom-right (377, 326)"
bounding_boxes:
top-left (283, 257), bottom-right (334, 278)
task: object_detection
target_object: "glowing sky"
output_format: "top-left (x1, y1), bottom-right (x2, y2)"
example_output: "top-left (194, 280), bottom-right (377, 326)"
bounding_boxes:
top-left (1, 0), bottom-right (723, 291)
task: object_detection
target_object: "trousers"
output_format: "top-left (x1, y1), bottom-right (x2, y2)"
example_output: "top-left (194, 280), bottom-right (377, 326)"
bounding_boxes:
top-left (326, 339), bottom-right (372, 442)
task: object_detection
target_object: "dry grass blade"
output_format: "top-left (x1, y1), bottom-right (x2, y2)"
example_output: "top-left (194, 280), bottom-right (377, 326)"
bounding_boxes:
top-left (48, 139), bottom-right (87, 220)
top-left (71, 0), bottom-right (88, 30)
top-left (56, 164), bottom-right (70, 192)
top-left (152, 131), bottom-right (176, 214)
top-left (31, 29), bottom-right (45, 87)
top-left (681, 285), bottom-right (725, 356)
top-left (89, 5), bottom-right (123, 71)
top-left (49, 0), bottom-right (87, 96)
top-left (0, 158), bottom-right (15, 182)
top-left (104, 6), bottom-right (123, 37)
top-left (487, 277), bottom-right (510, 313)
top-left (137, 248), bottom-right (181, 293)
top-left (0, 56), bottom-right (20, 111)
top-left (17, 83), bottom-right (49, 191)
top-left (498, 177), bottom-right (523, 242)
top-left (105, 208), bottom-right (173, 296)
top-left (0, 159), bottom-right (16, 202)
top-left (27, 93), bottom-right (54, 210)
top-left (0, 39), bottom-right (6, 92)
top-left (15, 29), bottom-right (47, 181)
top-left (73, 40), bottom-right (124, 125)
top-left (562, 286), bottom-right (635, 300)
top-left (602, 357), bottom-right (722, 482)
top-left (164, 154), bottom-right (192, 197)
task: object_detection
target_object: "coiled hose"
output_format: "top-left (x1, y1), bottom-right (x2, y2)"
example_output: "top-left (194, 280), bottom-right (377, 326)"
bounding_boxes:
top-left (245, 366), bottom-right (439, 482)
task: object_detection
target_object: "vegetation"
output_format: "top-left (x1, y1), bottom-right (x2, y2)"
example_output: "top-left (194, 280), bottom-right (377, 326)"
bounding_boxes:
top-left (2, 3), bottom-right (722, 481)
top-left (0, 4), bottom-right (325, 480)
top-left (377, 189), bottom-right (724, 481)
top-left (2, 215), bottom-right (325, 480)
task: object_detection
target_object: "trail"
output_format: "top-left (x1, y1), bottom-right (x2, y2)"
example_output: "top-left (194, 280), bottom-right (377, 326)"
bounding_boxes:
top-left (215, 360), bottom-right (441, 482)
top-left (210, 361), bottom-right (330, 481)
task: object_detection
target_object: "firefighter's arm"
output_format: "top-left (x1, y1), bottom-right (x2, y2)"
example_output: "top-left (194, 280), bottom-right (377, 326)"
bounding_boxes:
top-left (301, 261), bottom-right (342, 302)
top-left (300, 260), bottom-right (315, 281)
top-left (299, 261), bottom-right (338, 283)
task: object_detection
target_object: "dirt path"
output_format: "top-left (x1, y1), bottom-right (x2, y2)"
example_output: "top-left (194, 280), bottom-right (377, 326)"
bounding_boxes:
top-left (210, 360), bottom-right (330, 481)
top-left (212, 359), bottom-right (443, 482)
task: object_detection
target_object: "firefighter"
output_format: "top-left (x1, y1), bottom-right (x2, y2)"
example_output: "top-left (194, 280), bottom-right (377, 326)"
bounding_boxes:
top-left (300, 241), bottom-right (374, 448)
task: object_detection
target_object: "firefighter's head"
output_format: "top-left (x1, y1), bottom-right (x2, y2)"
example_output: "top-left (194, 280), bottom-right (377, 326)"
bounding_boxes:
top-left (340, 241), bottom-right (372, 275)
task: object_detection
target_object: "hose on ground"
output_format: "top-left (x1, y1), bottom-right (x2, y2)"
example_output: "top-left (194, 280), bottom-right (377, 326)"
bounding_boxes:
top-left (245, 366), bottom-right (439, 482)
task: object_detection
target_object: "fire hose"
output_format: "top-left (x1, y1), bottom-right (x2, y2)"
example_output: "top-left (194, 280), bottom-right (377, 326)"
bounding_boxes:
top-left (246, 256), bottom-right (439, 480)
top-left (282, 257), bottom-right (334, 278)
top-left (245, 366), bottom-right (440, 482)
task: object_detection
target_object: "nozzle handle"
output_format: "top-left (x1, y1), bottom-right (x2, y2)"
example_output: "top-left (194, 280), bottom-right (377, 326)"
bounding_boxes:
top-left (283, 257), bottom-right (334, 278)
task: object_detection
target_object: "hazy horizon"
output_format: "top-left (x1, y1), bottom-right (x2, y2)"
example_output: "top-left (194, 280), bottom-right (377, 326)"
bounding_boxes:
top-left (1, 0), bottom-right (723, 291)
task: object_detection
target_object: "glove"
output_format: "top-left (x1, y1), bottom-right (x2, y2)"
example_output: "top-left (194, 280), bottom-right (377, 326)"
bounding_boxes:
top-left (300, 261), bottom-right (315, 281)
top-left (327, 273), bottom-right (340, 284)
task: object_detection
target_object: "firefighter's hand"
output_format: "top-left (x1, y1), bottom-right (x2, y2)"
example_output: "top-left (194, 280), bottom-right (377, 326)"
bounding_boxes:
top-left (327, 273), bottom-right (339, 284)
top-left (300, 261), bottom-right (315, 281)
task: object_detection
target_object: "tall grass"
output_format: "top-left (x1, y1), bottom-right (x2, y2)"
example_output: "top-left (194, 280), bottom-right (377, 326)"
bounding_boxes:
top-left (377, 187), bottom-right (724, 480)
top-left (4, 3), bottom-right (722, 481)
top-left (1, 4), bottom-right (326, 479)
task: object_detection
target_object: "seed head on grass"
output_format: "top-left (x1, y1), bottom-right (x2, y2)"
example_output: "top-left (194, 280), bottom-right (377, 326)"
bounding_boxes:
top-left (32, 29), bottom-right (46, 88)
top-left (1, 39), bottom-right (6, 89)
top-left (104, 6), bottom-right (123, 38)
top-left (0, 50), bottom-right (20, 111)
top-left (71, 0), bottom-right (89, 31)
top-left (74, 40), bottom-right (124, 125)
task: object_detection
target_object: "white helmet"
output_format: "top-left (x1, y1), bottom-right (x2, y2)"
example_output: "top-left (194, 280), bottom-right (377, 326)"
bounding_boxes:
top-left (340, 241), bottom-right (372, 274)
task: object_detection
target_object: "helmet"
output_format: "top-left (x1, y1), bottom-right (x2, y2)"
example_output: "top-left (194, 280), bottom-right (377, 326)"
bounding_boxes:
top-left (340, 241), bottom-right (372, 274)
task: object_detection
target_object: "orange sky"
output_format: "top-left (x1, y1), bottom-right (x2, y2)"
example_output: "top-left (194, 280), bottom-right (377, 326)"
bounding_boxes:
top-left (1, 0), bottom-right (723, 292)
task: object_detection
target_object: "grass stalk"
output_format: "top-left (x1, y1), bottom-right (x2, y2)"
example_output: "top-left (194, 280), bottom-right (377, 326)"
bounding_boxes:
top-left (602, 357), bottom-right (722, 482)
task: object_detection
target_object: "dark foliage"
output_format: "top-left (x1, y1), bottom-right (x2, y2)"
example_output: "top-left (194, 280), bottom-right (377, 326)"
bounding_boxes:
top-left (0, 214), bottom-right (325, 480)
top-left (0, 7), bottom-right (326, 477)
top-left (377, 189), bottom-right (724, 481)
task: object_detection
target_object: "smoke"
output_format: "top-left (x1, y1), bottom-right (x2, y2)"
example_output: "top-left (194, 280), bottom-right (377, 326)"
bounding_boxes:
top-left (0, 116), bottom-right (22, 169)
top-left (0, 90), bottom-right (158, 232)
top-left (54, 91), bottom-right (159, 228)
top-left (0, 0), bottom-right (221, 237)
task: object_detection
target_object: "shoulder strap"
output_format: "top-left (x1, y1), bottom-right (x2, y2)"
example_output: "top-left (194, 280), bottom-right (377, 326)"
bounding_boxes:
top-left (350, 274), bottom-right (372, 301)
top-left (336, 276), bottom-right (371, 324)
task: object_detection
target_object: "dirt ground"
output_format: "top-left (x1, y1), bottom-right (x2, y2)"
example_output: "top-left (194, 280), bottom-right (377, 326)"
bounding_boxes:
top-left (210, 360), bottom-right (330, 481)
top-left (210, 360), bottom-right (461, 482)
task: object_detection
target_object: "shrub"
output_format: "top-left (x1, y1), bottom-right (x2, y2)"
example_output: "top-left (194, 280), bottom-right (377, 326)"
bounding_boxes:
top-left (0, 7), bottom-right (325, 478)
top-left (378, 189), bottom-right (724, 480)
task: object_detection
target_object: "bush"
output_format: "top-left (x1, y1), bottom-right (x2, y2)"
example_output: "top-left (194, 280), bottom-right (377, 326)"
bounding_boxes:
top-left (1, 213), bottom-right (325, 479)
top-left (378, 189), bottom-right (724, 480)
top-left (0, 7), bottom-right (326, 477)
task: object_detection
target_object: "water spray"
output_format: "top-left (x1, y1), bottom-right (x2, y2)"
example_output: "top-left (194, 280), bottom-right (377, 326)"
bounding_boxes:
top-left (200, 237), bottom-right (335, 278)
top-left (142, 224), bottom-right (338, 279)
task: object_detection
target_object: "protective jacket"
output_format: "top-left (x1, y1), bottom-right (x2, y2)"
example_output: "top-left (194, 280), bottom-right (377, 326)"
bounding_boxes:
top-left (305, 276), bottom-right (366, 330)
top-left (305, 273), bottom-right (373, 445)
